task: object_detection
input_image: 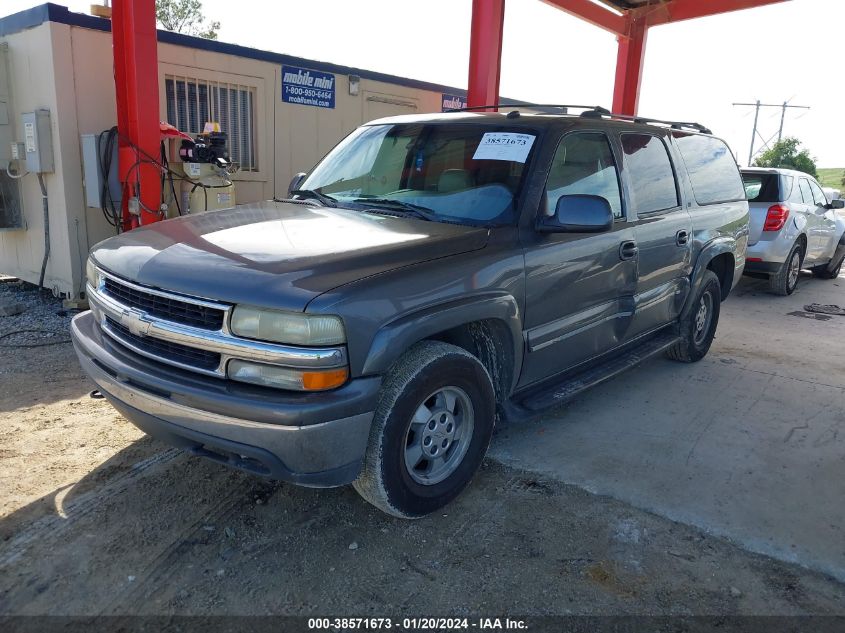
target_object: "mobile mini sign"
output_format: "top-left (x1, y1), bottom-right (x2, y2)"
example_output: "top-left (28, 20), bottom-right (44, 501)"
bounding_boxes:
top-left (282, 65), bottom-right (336, 109)
top-left (441, 93), bottom-right (466, 112)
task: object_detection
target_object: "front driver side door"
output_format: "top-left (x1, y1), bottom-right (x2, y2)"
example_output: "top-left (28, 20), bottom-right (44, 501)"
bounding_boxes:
top-left (798, 178), bottom-right (822, 263)
top-left (520, 131), bottom-right (637, 388)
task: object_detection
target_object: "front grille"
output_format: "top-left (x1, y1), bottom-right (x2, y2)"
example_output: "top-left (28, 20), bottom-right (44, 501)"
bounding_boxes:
top-left (106, 317), bottom-right (222, 371)
top-left (103, 277), bottom-right (225, 331)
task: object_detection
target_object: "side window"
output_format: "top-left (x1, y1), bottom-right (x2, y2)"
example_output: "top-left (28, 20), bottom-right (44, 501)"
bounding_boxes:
top-left (671, 133), bottom-right (745, 205)
top-left (798, 179), bottom-right (813, 205)
top-left (545, 132), bottom-right (623, 219)
top-left (788, 179), bottom-right (803, 203)
top-left (808, 180), bottom-right (828, 207)
top-left (781, 176), bottom-right (796, 202)
top-left (620, 133), bottom-right (679, 214)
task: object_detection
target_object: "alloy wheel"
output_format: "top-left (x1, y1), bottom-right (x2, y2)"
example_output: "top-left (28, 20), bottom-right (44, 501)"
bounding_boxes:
top-left (788, 251), bottom-right (801, 289)
top-left (693, 292), bottom-right (713, 346)
top-left (404, 386), bottom-right (475, 486)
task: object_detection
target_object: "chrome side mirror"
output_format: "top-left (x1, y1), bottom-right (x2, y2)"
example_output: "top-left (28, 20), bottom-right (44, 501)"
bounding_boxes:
top-left (287, 172), bottom-right (307, 198)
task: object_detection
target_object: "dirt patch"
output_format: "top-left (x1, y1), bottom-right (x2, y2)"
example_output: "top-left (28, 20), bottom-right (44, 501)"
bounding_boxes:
top-left (0, 289), bottom-right (844, 616)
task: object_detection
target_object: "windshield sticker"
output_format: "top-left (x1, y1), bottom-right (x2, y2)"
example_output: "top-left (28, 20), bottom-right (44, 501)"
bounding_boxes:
top-left (472, 133), bottom-right (535, 163)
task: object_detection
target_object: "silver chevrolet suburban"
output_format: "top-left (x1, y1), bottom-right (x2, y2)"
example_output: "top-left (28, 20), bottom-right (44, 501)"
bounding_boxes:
top-left (72, 108), bottom-right (749, 518)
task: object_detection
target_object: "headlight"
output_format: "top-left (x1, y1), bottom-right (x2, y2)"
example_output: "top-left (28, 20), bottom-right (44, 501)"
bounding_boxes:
top-left (86, 257), bottom-right (98, 288)
top-left (228, 360), bottom-right (348, 391)
top-left (230, 306), bottom-right (345, 346)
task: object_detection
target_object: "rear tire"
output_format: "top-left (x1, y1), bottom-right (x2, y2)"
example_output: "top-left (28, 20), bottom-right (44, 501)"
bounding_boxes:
top-left (667, 270), bottom-right (721, 363)
top-left (353, 341), bottom-right (496, 518)
top-left (769, 243), bottom-right (802, 295)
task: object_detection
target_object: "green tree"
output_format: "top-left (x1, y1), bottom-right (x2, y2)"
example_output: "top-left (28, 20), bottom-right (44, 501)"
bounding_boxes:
top-left (156, 0), bottom-right (220, 40)
top-left (753, 137), bottom-right (818, 178)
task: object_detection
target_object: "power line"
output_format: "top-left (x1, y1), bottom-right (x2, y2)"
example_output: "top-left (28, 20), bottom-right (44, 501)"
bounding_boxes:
top-left (732, 100), bottom-right (810, 165)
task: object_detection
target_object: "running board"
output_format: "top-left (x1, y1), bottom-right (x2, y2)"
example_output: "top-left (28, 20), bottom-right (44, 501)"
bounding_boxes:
top-left (506, 332), bottom-right (680, 420)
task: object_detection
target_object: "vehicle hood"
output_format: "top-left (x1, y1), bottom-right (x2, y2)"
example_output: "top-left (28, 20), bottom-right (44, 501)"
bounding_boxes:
top-left (91, 200), bottom-right (489, 311)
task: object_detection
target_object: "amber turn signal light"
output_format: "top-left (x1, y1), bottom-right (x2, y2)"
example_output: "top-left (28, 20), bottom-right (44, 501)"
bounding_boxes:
top-left (301, 368), bottom-right (349, 391)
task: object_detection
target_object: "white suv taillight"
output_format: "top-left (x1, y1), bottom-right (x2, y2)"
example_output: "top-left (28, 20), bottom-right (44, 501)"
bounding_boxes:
top-left (763, 204), bottom-right (790, 232)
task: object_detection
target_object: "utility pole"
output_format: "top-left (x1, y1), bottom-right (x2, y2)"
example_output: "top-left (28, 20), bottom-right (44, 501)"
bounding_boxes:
top-left (778, 101), bottom-right (787, 142)
top-left (745, 100), bottom-right (760, 166)
top-left (733, 100), bottom-right (810, 165)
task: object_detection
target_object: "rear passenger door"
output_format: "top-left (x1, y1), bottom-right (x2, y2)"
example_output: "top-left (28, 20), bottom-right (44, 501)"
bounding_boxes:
top-left (617, 132), bottom-right (692, 338)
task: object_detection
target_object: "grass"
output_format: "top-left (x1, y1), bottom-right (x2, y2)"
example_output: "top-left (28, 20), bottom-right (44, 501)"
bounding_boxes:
top-left (817, 167), bottom-right (844, 189)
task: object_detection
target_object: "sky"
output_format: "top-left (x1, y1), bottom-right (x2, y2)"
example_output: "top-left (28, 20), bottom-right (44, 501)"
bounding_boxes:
top-left (1, 0), bottom-right (843, 166)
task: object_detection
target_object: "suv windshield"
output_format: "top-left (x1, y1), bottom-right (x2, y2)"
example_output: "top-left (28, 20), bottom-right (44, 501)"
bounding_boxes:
top-left (299, 123), bottom-right (538, 225)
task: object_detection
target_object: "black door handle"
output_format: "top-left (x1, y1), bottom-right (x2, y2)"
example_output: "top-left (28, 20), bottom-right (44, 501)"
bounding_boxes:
top-left (676, 229), bottom-right (689, 246)
top-left (619, 240), bottom-right (638, 261)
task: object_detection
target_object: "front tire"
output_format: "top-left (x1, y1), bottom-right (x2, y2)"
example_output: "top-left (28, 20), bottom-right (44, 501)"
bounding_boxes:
top-left (812, 253), bottom-right (844, 280)
top-left (353, 341), bottom-right (496, 518)
top-left (667, 270), bottom-right (721, 363)
top-left (769, 242), bottom-right (802, 295)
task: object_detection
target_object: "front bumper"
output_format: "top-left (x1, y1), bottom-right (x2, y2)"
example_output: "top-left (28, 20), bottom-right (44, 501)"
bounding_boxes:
top-left (71, 311), bottom-right (380, 487)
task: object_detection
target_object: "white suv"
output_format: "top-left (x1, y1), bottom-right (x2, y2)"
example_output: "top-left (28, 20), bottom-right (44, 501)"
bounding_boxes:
top-left (741, 167), bottom-right (845, 295)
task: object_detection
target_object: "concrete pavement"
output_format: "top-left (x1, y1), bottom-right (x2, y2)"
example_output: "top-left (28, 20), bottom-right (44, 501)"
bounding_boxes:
top-left (490, 272), bottom-right (845, 582)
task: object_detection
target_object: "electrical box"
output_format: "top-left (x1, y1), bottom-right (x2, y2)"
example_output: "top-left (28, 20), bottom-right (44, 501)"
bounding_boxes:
top-left (81, 134), bottom-right (101, 208)
top-left (81, 132), bottom-right (121, 209)
top-left (21, 109), bottom-right (54, 173)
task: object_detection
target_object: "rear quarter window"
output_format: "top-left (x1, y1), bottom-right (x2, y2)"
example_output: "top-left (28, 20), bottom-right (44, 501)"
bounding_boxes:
top-left (741, 172), bottom-right (789, 203)
top-left (673, 133), bottom-right (746, 205)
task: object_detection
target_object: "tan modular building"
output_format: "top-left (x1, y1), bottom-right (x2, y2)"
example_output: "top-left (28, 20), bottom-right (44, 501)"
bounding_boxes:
top-left (0, 4), bottom-right (516, 299)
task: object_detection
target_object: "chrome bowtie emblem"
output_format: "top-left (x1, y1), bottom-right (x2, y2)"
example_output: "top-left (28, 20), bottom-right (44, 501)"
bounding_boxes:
top-left (120, 307), bottom-right (152, 337)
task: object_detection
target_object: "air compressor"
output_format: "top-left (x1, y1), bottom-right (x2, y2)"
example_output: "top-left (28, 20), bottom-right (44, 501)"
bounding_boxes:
top-left (176, 128), bottom-right (237, 215)
top-left (88, 122), bottom-right (239, 231)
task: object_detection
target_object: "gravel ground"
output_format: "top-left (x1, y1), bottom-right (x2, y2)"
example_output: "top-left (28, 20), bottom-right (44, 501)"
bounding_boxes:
top-left (0, 279), bottom-right (75, 352)
top-left (1, 280), bottom-right (844, 619)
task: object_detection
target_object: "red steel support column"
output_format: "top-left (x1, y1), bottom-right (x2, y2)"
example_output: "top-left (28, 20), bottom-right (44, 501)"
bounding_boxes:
top-left (467, 0), bottom-right (505, 110)
top-left (112, 0), bottom-right (161, 229)
top-left (612, 15), bottom-right (647, 116)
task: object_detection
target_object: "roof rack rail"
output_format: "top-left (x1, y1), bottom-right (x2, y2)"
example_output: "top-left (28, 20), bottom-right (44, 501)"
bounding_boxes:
top-left (442, 102), bottom-right (713, 135)
top-left (579, 108), bottom-right (712, 134)
top-left (445, 103), bottom-right (602, 113)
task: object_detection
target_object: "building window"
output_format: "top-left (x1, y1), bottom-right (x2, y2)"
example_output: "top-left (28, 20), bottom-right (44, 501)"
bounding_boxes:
top-left (165, 76), bottom-right (257, 171)
top-left (0, 171), bottom-right (23, 229)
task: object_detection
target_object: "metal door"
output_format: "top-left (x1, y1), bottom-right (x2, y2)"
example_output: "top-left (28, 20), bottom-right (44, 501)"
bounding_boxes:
top-left (618, 132), bottom-right (692, 338)
top-left (520, 131), bottom-right (637, 387)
